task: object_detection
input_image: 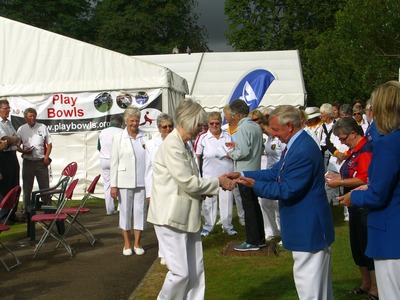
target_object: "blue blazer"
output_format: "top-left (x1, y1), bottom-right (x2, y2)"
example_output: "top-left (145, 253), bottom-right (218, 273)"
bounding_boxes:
top-left (351, 129), bottom-right (400, 259)
top-left (243, 131), bottom-right (335, 252)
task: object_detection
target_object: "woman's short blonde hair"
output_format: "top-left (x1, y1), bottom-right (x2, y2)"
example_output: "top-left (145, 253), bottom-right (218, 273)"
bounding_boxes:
top-left (174, 99), bottom-right (207, 134)
top-left (371, 81), bottom-right (400, 135)
top-left (124, 106), bottom-right (141, 123)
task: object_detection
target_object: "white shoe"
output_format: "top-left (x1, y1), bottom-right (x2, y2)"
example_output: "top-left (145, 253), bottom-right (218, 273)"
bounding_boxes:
top-left (239, 219), bottom-right (245, 226)
top-left (216, 218), bottom-right (222, 226)
top-left (344, 216), bottom-right (349, 222)
top-left (134, 246), bottom-right (145, 255)
top-left (160, 257), bottom-right (166, 265)
top-left (106, 210), bottom-right (118, 215)
top-left (223, 228), bottom-right (238, 236)
top-left (123, 248), bottom-right (133, 256)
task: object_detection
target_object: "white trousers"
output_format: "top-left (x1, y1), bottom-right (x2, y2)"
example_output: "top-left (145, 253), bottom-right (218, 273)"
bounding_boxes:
top-left (258, 198), bottom-right (280, 237)
top-left (154, 225), bottom-right (205, 300)
top-left (375, 258), bottom-right (400, 300)
top-left (292, 247), bottom-right (333, 300)
top-left (100, 158), bottom-right (115, 214)
top-left (233, 186), bottom-right (245, 222)
top-left (118, 187), bottom-right (146, 231)
top-left (202, 188), bottom-right (233, 231)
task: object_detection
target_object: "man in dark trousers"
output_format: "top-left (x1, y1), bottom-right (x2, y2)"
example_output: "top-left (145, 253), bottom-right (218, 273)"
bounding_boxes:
top-left (0, 99), bottom-right (21, 223)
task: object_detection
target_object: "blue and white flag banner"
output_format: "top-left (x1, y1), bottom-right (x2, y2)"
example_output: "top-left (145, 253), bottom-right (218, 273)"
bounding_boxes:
top-left (228, 69), bottom-right (275, 111)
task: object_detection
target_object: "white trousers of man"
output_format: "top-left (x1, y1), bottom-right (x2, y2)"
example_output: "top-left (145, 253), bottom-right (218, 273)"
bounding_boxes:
top-left (258, 198), bottom-right (280, 238)
top-left (292, 247), bottom-right (333, 300)
top-left (374, 258), bottom-right (400, 300)
top-left (118, 188), bottom-right (146, 231)
top-left (100, 158), bottom-right (116, 214)
top-left (154, 225), bottom-right (205, 300)
top-left (202, 188), bottom-right (233, 232)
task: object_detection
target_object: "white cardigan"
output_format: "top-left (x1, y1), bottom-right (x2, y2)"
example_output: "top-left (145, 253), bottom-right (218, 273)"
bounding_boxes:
top-left (110, 129), bottom-right (150, 189)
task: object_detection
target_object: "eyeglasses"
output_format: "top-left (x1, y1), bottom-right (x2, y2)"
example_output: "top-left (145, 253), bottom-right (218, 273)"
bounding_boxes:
top-left (161, 125), bottom-right (173, 129)
top-left (338, 133), bottom-right (351, 142)
top-left (208, 122), bottom-right (220, 126)
top-left (353, 112), bottom-right (362, 116)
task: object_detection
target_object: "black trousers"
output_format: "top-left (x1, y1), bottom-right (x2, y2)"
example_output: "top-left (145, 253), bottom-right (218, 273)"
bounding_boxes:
top-left (0, 151), bottom-right (20, 220)
top-left (238, 185), bottom-right (265, 245)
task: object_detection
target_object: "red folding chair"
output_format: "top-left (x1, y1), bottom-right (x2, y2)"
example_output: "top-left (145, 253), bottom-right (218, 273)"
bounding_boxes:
top-left (59, 175), bottom-right (100, 247)
top-left (60, 162), bottom-right (78, 185)
top-left (30, 177), bottom-right (73, 258)
top-left (0, 186), bottom-right (22, 271)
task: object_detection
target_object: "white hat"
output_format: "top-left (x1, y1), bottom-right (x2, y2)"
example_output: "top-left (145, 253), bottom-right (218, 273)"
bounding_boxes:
top-left (305, 107), bottom-right (321, 120)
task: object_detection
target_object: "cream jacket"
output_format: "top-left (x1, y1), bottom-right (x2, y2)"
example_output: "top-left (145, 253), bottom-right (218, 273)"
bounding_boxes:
top-left (147, 129), bottom-right (219, 232)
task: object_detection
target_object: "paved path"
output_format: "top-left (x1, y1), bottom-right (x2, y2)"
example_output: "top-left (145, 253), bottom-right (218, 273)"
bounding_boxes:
top-left (1, 207), bottom-right (158, 300)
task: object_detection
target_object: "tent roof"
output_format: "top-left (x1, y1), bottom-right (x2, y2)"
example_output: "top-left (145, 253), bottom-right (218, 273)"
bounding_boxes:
top-left (135, 50), bottom-right (306, 110)
top-left (0, 17), bottom-right (188, 97)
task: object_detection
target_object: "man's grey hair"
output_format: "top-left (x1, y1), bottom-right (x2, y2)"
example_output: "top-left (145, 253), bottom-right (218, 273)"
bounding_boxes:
top-left (270, 105), bottom-right (301, 128)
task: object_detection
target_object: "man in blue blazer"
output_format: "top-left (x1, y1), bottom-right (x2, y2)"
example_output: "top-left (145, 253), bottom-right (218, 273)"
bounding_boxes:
top-left (230, 105), bottom-right (335, 300)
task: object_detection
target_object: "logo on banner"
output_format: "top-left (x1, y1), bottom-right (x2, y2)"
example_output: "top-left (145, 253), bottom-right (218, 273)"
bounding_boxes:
top-left (228, 69), bottom-right (275, 111)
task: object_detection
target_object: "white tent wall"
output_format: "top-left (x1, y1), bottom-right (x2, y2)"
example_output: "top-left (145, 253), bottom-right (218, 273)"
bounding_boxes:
top-left (134, 50), bottom-right (306, 111)
top-left (1, 17), bottom-right (188, 198)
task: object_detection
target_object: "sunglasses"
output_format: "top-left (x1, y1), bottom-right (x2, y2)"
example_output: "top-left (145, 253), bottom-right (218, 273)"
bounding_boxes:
top-left (353, 112), bottom-right (362, 116)
top-left (209, 122), bottom-right (220, 126)
top-left (161, 125), bottom-right (173, 129)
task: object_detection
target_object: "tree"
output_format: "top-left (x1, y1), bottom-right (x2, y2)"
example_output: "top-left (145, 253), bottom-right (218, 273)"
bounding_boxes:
top-left (224, 0), bottom-right (345, 105)
top-left (0, 0), bottom-right (95, 42)
top-left (91, 0), bottom-right (209, 55)
top-left (224, 0), bottom-right (343, 52)
top-left (309, 0), bottom-right (400, 105)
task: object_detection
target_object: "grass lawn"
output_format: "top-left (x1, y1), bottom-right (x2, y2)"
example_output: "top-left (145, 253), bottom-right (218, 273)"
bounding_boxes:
top-left (134, 204), bottom-right (361, 300)
top-left (3, 200), bottom-right (360, 299)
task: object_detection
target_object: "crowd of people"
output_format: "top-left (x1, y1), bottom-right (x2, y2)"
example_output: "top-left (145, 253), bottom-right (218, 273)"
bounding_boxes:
top-left (1, 80), bottom-right (399, 299)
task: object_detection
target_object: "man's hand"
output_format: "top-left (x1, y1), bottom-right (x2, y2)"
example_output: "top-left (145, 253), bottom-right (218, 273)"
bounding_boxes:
top-left (225, 172), bottom-right (241, 180)
top-left (235, 176), bottom-right (255, 188)
top-left (337, 191), bottom-right (352, 207)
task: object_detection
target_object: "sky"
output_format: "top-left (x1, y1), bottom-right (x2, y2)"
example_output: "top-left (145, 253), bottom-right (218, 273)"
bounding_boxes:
top-left (194, 0), bottom-right (234, 52)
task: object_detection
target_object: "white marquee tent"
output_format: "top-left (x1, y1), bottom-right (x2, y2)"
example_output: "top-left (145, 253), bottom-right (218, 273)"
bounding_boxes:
top-left (134, 50), bottom-right (306, 111)
top-left (0, 17), bottom-right (188, 197)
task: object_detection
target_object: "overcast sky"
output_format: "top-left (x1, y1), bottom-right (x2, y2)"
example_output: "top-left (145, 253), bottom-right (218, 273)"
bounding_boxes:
top-left (194, 0), bottom-right (234, 52)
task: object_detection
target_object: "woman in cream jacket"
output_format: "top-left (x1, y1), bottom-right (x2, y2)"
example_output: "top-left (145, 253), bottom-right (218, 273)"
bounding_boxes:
top-left (147, 99), bottom-right (235, 300)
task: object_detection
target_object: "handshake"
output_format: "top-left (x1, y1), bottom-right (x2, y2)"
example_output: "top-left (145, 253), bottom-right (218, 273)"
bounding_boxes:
top-left (217, 172), bottom-right (255, 191)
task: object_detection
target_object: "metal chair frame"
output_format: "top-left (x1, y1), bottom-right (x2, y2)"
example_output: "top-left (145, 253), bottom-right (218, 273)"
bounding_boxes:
top-left (0, 186), bottom-right (22, 271)
top-left (59, 175), bottom-right (100, 247)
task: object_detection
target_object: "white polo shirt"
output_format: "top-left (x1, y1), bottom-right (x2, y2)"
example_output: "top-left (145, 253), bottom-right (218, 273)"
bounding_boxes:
top-left (195, 130), bottom-right (234, 178)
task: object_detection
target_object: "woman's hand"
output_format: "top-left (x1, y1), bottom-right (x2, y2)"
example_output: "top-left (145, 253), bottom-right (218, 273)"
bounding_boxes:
top-left (218, 175), bottom-right (236, 190)
top-left (110, 187), bottom-right (119, 200)
top-left (325, 179), bottom-right (341, 188)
